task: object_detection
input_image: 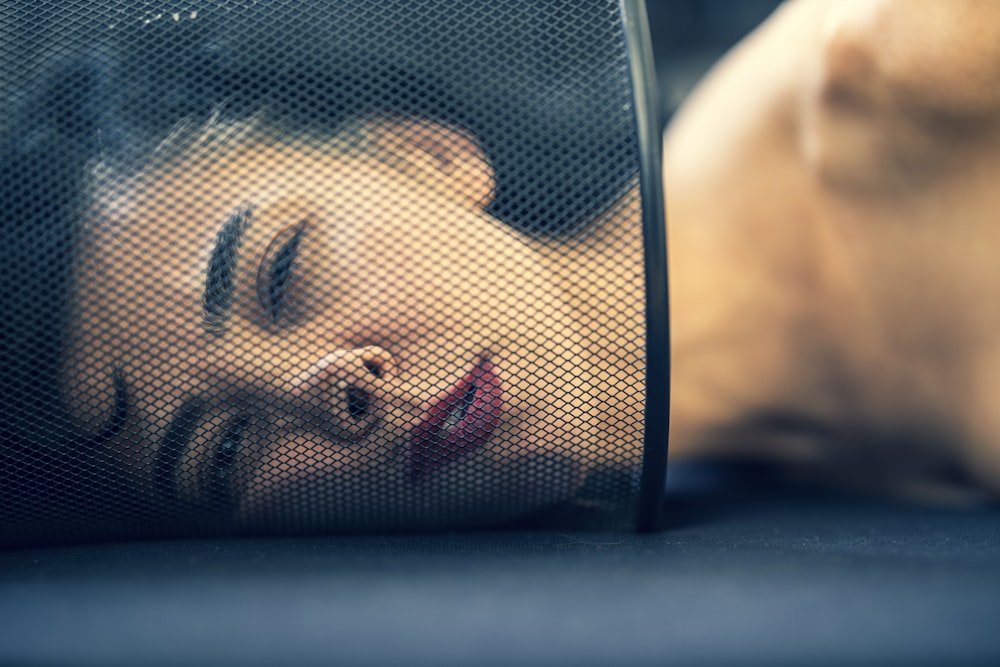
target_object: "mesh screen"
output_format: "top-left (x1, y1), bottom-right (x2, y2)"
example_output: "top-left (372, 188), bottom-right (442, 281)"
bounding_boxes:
top-left (0, 0), bottom-right (660, 547)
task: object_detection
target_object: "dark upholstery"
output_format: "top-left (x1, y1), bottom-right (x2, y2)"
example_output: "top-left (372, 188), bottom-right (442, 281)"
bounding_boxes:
top-left (2, 477), bottom-right (998, 666)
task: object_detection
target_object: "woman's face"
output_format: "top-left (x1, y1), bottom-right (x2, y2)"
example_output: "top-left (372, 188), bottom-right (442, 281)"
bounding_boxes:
top-left (61, 119), bottom-right (631, 530)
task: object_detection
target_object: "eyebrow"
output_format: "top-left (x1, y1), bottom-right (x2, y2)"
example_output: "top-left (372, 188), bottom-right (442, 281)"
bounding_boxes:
top-left (202, 207), bottom-right (252, 335)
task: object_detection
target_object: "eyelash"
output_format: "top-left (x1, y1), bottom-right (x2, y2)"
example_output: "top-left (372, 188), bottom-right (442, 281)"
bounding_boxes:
top-left (256, 219), bottom-right (308, 324)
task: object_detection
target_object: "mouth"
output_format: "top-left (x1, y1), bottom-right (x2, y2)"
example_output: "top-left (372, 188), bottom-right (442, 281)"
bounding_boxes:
top-left (408, 354), bottom-right (504, 480)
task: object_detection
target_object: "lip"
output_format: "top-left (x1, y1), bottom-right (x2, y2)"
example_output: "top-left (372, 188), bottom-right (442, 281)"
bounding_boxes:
top-left (408, 354), bottom-right (504, 480)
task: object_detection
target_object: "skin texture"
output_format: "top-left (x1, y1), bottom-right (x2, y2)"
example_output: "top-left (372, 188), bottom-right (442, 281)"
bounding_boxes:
top-left (665, 0), bottom-right (1000, 502)
top-left (62, 118), bottom-right (646, 530)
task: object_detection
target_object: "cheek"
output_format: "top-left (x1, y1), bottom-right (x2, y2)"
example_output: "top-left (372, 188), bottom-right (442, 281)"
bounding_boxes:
top-left (500, 347), bottom-right (604, 462)
top-left (234, 428), bottom-right (586, 531)
top-left (233, 433), bottom-right (396, 529)
top-left (240, 431), bottom-right (398, 490)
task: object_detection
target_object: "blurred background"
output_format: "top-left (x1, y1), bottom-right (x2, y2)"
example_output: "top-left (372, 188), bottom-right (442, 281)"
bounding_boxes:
top-left (645, 0), bottom-right (782, 125)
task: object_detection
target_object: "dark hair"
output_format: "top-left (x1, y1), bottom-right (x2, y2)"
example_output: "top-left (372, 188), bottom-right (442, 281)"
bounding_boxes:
top-left (8, 0), bottom-right (638, 229)
top-left (0, 0), bottom-right (640, 543)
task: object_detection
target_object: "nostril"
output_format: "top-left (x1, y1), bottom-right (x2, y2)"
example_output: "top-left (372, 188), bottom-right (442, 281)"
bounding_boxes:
top-left (358, 346), bottom-right (395, 379)
top-left (363, 358), bottom-right (383, 378)
top-left (346, 386), bottom-right (371, 420)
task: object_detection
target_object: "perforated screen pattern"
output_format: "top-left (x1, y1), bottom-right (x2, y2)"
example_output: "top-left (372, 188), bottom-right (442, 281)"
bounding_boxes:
top-left (0, 0), bottom-right (660, 547)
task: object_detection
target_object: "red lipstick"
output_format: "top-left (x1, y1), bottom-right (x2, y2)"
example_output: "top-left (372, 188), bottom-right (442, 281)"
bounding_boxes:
top-left (408, 355), bottom-right (503, 480)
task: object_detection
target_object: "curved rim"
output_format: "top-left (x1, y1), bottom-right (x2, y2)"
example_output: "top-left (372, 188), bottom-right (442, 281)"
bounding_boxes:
top-left (621, 0), bottom-right (669, 532)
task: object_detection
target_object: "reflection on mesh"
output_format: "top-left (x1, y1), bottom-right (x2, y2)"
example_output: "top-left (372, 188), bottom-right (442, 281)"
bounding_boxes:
top-left (0, 0), bottom-right (661, 547)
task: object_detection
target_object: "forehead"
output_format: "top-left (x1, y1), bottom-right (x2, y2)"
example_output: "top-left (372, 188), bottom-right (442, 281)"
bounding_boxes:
top-left (98, 132), bottom-right (336, 209)
top-left (92, 129), bottom-right (476, 239)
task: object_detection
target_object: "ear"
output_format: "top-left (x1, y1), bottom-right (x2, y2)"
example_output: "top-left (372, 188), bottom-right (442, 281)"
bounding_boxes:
top-left (361, 116), bottom-right (496, 210)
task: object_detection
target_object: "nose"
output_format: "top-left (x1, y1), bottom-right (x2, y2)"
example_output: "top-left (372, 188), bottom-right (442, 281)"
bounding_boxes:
top-left (286, 346), bottom-right (395, 440)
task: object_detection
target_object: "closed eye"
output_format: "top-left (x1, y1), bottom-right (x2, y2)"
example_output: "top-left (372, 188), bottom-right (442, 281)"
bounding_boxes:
top-left (256, 218), bottom-right (309, 324)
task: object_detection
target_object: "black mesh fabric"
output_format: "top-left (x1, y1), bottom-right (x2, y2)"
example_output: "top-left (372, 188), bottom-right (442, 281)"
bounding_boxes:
top-left (0, 0), bottom-right (662, 548)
